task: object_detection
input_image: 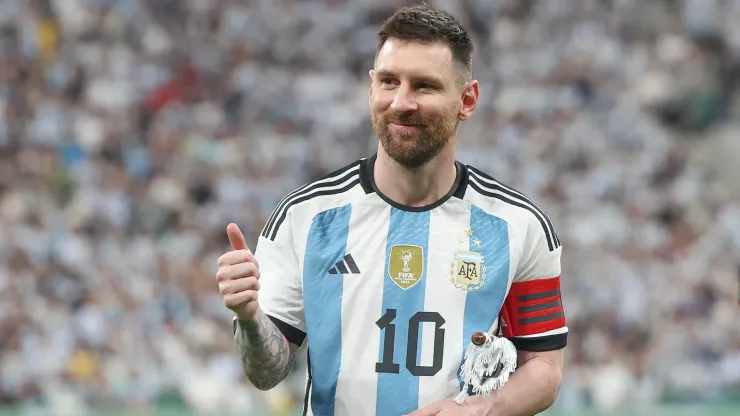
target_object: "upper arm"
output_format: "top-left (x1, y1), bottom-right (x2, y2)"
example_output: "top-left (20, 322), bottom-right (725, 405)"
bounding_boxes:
top-left (255, 207), bottom-right (307, 348)
top-left (500, 211), bottom-right (567, 352)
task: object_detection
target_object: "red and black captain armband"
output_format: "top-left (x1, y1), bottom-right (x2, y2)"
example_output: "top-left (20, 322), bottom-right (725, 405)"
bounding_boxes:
top-left (500, 276), bottom-right (567, 351)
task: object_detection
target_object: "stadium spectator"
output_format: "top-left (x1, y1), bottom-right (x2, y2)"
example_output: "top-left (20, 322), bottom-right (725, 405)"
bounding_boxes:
top-left (0, 0), bottom-right (738, 414)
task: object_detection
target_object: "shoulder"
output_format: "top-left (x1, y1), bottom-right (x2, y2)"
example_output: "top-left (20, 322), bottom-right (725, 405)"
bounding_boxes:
top-left (260, 158), bottom-right (368, 241)
top-left (463, 164), bottom-right (561, 252)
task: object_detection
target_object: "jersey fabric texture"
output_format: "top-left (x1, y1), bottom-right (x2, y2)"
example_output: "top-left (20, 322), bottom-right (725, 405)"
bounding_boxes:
top-left (237, 154), bottom-right (567, 416)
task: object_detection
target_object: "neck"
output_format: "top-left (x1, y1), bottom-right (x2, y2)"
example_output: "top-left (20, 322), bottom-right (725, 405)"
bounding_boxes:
top-left (374, 144), bottom-right (458, 208)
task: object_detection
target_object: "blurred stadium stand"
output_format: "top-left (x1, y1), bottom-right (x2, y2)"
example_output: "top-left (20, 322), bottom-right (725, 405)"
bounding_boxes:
top-left (0, 0), bottom-right (739, 415)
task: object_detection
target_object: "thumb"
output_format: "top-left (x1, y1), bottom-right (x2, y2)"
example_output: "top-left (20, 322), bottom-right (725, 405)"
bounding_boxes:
top-left (226, 223), bottom-right (248, 251)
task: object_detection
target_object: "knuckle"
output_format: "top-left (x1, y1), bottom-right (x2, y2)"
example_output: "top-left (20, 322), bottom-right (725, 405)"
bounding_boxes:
top-left (247, 251), bottom-right (257, 264)
top-left (247, 251), bottom-right (258, 264)
top-left (215, 267), bottom-right (229, 281)
top-left (242, 277), bottom-right (256, 291)
top-left (235, 263), bottom-right (251, 278)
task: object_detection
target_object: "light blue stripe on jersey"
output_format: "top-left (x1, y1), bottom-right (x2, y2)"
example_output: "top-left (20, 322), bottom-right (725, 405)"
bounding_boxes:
top-left (458, 205), bottom-right (511, 389)
top-left (303, 204), bottom-right (352, 416)
top-left (376, 209), bottom-right (431, 416)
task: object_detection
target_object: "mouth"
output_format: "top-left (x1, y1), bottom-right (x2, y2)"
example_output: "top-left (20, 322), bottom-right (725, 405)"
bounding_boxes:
top-left (389, 122), bottom-right (421, 134)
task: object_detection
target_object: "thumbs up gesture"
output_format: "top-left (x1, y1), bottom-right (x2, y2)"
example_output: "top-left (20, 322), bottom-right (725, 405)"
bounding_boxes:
top-left (217, 223), bottom-right (261, 322)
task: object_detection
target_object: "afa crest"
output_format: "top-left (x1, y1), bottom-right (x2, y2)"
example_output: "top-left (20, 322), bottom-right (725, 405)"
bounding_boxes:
top-left (450, 250), bottom-right (486, 291)
top-left (388, 245), bottom-right (424, 290)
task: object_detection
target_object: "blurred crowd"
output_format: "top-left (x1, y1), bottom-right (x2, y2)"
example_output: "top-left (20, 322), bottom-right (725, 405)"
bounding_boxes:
top-left (1, 0), bottom-right (740, 414)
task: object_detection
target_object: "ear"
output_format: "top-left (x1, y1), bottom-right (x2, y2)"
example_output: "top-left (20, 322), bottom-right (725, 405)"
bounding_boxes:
top-left (458, 80), bottom-right (479, 121)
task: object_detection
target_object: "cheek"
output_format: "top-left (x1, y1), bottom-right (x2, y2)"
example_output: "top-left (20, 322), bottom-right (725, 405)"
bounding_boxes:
top-left (432, 94), bottom-right (458, 113)
top-left (419, 100), bottom-right (453, 120)
top-left (371, 90), bottom-right (394, 110)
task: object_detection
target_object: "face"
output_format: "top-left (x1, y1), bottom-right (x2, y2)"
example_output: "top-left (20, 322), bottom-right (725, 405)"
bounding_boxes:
top-left (369, 38), bottom-right (478, 168)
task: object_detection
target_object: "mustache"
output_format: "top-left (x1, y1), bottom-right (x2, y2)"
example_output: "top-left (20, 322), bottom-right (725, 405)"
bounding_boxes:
top-left (384, 114), bottom-right (430, 126)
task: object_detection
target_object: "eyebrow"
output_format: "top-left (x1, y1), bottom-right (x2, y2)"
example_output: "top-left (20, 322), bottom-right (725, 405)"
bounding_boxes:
top-left (374, 69), bottom-right (445, 86)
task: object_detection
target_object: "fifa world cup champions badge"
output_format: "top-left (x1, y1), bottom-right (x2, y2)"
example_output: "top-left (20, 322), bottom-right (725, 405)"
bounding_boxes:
top-left (455, 332), bottom-right (518, 405)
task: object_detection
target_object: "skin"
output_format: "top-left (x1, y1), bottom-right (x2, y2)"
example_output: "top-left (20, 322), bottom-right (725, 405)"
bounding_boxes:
top-left (371, 38), bottom-right (565, 416)
top-left (369, 38), bottom-right (478, 207)
top-left (219, 37), bottom-right (564, 415)
top-left (406, 349), bottom-right (564, 416)
top-left (218, 224), bottom-right (299, 391)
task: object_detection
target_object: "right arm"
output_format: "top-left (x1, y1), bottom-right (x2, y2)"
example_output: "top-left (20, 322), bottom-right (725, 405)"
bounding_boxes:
top-left (234, 310), bottom-right (301, 390)
top-left (219, 222), bottom-right (307, 391)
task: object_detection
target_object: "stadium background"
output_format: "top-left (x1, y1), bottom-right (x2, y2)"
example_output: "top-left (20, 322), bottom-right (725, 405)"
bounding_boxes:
top-left (1, 0), bottom-right (739, 415)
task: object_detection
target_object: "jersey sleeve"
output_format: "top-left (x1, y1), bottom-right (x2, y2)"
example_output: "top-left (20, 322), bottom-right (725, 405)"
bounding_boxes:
top-left (499, 213), bottom-right (567, 351)
top-left (233, 207), bottom-right (307, 347)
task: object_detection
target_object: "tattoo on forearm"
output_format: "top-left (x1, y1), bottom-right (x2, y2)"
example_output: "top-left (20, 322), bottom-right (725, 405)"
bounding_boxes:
top-left (235, 312), bottom-right (295, 390)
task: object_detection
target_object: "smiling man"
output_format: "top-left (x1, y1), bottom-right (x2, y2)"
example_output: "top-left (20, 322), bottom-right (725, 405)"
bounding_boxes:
top-left (216, 4), bottom-right (567, 416)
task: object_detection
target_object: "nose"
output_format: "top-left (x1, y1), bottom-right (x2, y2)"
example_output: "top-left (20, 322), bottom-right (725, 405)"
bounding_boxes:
top-left (391, 85), bottom-right (419, 114)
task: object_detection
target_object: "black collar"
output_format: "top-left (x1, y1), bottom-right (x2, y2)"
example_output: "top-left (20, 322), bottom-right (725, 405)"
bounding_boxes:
top-left (358, 153), bottom-right (468, 212)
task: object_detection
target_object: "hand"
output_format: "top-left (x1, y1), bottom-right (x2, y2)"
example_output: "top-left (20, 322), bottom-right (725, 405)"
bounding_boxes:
top-left (406, 397), bottom-right (495, 416)
top-left (216, 223), bottom-right (261, 322)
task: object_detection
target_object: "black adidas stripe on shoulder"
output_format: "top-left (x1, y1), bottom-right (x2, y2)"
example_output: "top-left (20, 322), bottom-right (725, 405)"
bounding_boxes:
top-left (261, 160), bottom-right (362, 241)
top-left (261, 160), bottom-right (361, 237)
top-left (467, 166), bottom-right (561, 252)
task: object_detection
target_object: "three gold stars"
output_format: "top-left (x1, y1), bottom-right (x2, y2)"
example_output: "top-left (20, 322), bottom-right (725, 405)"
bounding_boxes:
top-left (460, 228), bottom-right (482, 246)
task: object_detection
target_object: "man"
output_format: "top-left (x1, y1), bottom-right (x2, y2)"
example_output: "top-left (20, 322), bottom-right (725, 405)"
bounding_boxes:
top-left (216, 5), bottom-right (566, 416)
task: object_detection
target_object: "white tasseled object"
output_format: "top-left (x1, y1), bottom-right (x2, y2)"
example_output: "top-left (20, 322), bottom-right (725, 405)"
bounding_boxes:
top-left (455, 332), bottom-right (518, 405)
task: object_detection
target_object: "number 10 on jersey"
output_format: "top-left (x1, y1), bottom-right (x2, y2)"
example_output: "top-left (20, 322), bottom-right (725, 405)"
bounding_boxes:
top-left (375, 309), bottom-right (446, 376)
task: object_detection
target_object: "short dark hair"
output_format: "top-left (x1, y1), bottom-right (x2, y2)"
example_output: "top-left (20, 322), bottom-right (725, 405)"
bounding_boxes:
top-left (376, 4), bottom-right (473, 77)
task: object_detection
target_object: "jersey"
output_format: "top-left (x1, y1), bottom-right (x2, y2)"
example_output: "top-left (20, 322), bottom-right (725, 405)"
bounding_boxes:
top-left (242, 154), bottom-right (567, 416)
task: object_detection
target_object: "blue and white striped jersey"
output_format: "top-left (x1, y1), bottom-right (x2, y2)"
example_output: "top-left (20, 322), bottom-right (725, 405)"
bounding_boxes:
top-left (248, 154), bottom-right (567, 416)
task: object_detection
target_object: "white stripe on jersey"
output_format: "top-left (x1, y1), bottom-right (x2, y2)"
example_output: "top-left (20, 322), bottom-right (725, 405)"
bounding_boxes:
top-left (332, 203), bottom-right (391, 415)
top-left (515, 327), bottom-right (568, 338)
top-left (417, 205), bottom-right (471, 408)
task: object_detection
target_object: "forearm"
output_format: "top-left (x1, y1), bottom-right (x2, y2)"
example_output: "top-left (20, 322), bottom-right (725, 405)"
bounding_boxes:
top-left (234, 309), bottom-right (296, 390)
top-left (484, 352), bottom-right (563, 416)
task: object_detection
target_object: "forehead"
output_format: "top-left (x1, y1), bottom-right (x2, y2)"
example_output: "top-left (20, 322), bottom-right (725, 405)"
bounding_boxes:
top-left (375, 38), bottom-right (456, 81)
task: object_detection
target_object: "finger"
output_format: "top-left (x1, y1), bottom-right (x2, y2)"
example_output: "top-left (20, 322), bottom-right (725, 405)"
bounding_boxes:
top-left (227, 223), bottom-right (248, 251)
top-left (219, 276), bottom-right (260, 295)
top-left (217, 249), bottom-right (258, 267)
top-left (223, 291), bottom-right (257, 310)
top-left (404, 401), bottom-right (445, 416)
top-left (404, 410), bottom-right (436, 416)
top-left (216, 262), bottom-right (260, 282)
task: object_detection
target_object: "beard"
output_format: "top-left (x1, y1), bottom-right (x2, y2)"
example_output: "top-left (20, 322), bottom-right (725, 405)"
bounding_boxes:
top-left (371, 107), bottom-right (458, 169)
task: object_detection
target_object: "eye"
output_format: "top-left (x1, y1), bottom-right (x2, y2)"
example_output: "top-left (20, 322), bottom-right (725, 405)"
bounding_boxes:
top-left (416, 82), bottom-right (436, 90)
top-left (380, 78), bottom-right (396, 86)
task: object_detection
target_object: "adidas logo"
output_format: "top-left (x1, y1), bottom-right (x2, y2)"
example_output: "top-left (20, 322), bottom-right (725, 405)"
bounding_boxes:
top-left (328, 254), bottom-right (361, 275)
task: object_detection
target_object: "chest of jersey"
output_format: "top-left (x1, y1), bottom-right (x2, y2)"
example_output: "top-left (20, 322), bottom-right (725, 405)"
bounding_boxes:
top-left (299, 202), bottom-right (515, 415)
